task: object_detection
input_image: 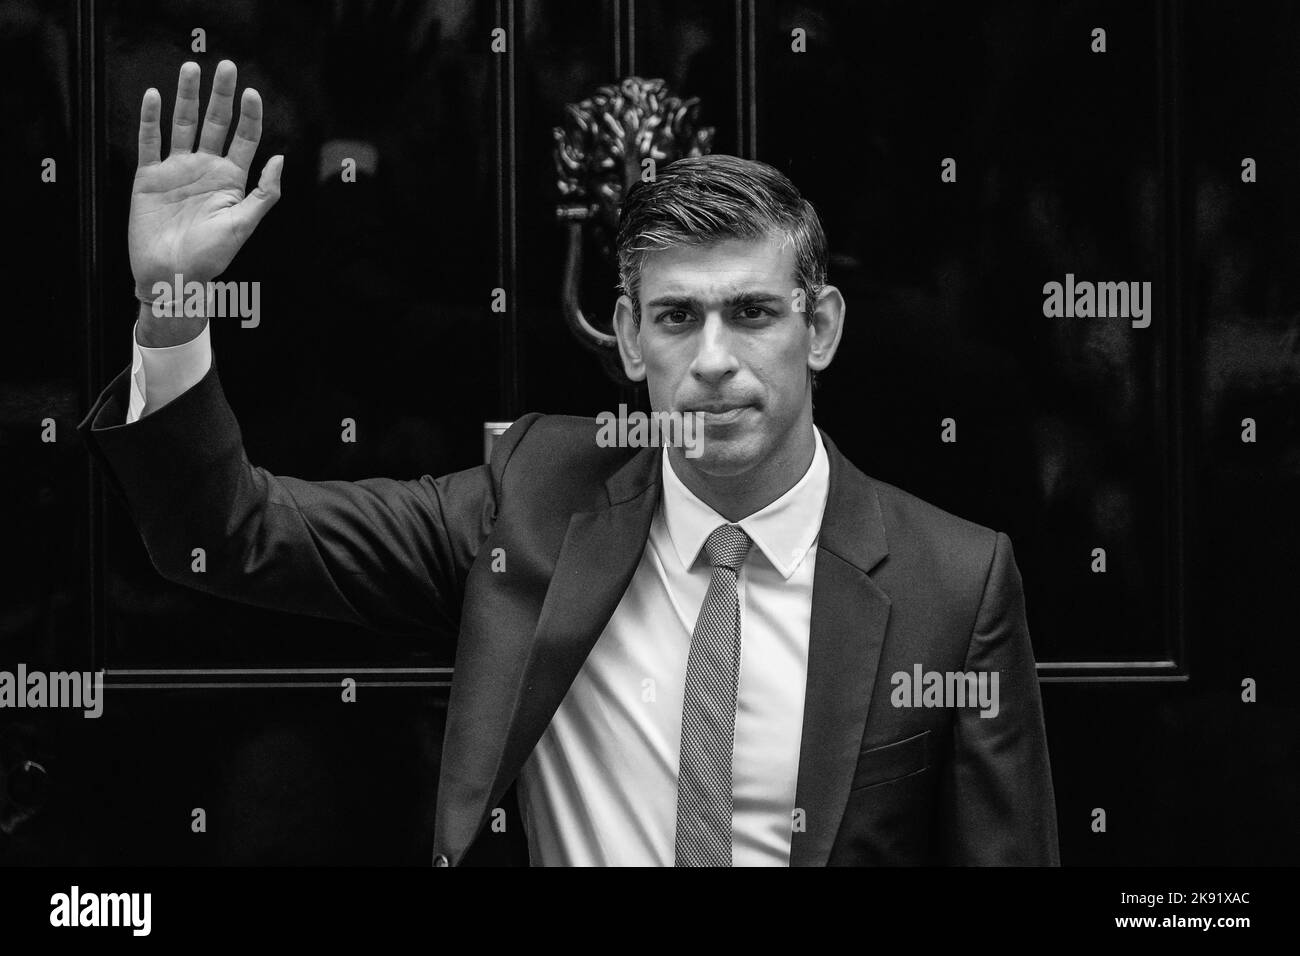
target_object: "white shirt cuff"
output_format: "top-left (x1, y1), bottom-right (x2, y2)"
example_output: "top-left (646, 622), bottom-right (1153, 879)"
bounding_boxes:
top-left (126, 319), bottom-right (212, 423)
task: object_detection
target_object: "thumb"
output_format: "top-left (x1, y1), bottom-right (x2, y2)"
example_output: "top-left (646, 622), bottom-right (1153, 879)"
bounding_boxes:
top-left (231, 154), bottom-right (283, 239)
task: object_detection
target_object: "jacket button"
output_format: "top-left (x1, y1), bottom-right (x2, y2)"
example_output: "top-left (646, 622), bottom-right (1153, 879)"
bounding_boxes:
top-left (433, 853), bottom-right (450, 867)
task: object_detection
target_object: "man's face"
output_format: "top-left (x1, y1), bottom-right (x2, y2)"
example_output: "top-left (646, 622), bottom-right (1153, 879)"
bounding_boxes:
top-left (614, 234), bottom-right (836, 483)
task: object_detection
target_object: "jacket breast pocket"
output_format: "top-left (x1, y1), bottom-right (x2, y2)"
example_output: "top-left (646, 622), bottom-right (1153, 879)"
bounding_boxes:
top-left (850, 730), bottom-right (930, 791)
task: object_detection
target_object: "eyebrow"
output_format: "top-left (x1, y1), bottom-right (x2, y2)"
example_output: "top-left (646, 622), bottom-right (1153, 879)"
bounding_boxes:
top-left (645, 291), bottom-right (789, 310)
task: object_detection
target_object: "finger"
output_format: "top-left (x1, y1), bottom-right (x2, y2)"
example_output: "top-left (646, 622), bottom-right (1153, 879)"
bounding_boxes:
top-left (169, 61), bottom-right (201, 154)
top-left (226, 88), bottom-right (263, 172)
top-left (138, 87), bottom-right (162, 167)
top-left (198, 59), bottom-right (238, 154)
top-left (230, 155), bottom-right (283, 240)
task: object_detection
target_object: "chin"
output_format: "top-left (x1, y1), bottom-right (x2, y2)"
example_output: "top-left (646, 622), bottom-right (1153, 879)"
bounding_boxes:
top-left (686, 432), bottom-right (767, 477)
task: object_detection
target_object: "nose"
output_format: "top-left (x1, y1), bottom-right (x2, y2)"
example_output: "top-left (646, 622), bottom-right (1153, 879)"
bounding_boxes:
top-left (689, 312), bottom-right (740, 385)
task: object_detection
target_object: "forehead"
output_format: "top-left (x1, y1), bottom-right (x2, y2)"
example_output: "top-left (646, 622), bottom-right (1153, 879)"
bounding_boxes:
top-left (638, 235), bottom-right (796, 300)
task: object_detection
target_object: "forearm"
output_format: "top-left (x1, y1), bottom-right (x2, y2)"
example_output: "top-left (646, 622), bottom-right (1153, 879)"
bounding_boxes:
top-left (82, 360), bottom-right (486, 636)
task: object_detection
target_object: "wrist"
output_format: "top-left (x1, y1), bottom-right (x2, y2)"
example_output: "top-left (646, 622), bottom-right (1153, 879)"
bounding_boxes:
top-left (135, 279), bottom-right (162, 304)
top-left (135, 275), bottom-right (217, 312)
top-left (135, 273), bottom-right (216, 322)
top-left (136, 305), bottom-right (208, 348)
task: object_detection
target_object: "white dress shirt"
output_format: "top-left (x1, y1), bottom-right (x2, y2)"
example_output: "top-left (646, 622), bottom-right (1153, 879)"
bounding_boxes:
top-left (517, 431), bottom-right (828, 866)
top-left (127, 324), bottom-right (830, 866)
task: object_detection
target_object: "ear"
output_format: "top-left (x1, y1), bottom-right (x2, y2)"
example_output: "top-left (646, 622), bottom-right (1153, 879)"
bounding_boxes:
top-left (806, 284), bottom-right (845, 373)
top-left (613, 294), bottom-right (647, 382)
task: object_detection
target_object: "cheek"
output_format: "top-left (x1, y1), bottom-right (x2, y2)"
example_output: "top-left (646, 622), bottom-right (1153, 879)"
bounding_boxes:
top-left (645, 344), bottom-right (688, 379)
top-left (642, 352), bottom-right (681, 405)
top-left (755, 339), bottom-right (809, 405)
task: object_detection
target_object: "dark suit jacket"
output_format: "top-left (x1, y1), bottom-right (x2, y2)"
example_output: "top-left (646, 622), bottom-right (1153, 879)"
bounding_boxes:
top-left (79, 359), bottom-right (1060, 866)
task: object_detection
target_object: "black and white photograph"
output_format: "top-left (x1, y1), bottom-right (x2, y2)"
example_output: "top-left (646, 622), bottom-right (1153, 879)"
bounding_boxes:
top-left (0, 0), bottom-right (1295, 937)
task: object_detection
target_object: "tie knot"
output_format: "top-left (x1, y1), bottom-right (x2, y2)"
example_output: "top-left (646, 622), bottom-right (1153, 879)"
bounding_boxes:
top-left (704, 524), bottom-right (752, 571)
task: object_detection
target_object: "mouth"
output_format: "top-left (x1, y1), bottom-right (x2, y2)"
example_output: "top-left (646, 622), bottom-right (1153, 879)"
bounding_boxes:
top-left (686, 403), bottom-right (754, 426)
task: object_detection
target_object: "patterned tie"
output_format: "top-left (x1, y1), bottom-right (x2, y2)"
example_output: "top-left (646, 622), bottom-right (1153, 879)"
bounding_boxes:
top-left (674, 523), bottom-right (753, 867)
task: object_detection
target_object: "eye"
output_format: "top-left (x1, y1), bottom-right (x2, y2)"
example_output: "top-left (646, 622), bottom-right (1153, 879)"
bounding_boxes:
top-left (656, 309), bottom-right (692, 325)
top-left (738, 306), bottom-right (771, 320)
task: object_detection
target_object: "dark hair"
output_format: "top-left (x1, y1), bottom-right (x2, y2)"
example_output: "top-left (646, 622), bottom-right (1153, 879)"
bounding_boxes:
top-left (616, 155), bottom-right (828, 324)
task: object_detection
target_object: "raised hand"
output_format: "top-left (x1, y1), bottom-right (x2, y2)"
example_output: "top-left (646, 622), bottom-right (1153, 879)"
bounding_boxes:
top-left (129, 60), bottom-right (282, 304)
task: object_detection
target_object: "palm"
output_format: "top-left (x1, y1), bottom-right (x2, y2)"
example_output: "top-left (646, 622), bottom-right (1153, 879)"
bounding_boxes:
top-left (131, 152), bottom-right (252, 287)
top-left (130, 60), bottom-right (282, 294)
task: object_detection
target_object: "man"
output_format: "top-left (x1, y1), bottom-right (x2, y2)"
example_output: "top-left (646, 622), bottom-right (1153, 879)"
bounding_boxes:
top-left (80, 60), bottom-right (1060, 866)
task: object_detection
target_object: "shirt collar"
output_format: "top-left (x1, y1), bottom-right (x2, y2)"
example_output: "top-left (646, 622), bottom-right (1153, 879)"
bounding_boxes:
top-left (660, 426), bottom-right (830, 580)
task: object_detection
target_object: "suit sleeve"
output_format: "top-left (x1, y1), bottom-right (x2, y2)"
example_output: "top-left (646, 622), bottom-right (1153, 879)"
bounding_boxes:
top-left (78, 358), bottom-right (540, 638)
top-left (937, 531), bottom-right (1061, 865)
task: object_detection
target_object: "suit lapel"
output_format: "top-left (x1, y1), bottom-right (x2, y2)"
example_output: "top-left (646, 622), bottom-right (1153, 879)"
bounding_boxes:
top-left (487, 446), bottom-right (663, 819)
top-left (436, 443), bottom-right (661, 863)
top-left (790, 430), bottom-right (891, 866)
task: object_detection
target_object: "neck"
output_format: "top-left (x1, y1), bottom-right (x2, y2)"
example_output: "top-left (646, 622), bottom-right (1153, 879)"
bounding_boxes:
top-left (667, 418), bottom-right (818, 522)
